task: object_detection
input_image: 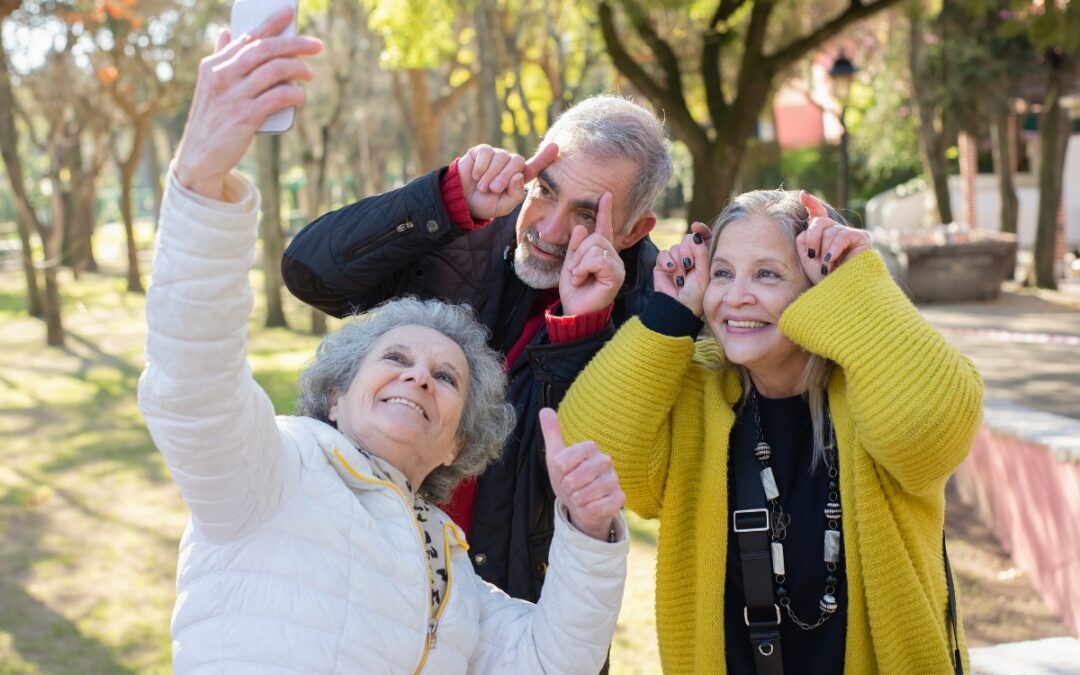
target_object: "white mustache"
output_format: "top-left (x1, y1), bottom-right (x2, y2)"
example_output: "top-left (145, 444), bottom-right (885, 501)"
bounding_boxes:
top-left (524, 228), bottom-right (567, 259)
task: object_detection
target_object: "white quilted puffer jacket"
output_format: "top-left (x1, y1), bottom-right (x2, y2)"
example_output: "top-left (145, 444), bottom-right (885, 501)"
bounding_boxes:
top-left (138, 170), bottom-right (630, 675)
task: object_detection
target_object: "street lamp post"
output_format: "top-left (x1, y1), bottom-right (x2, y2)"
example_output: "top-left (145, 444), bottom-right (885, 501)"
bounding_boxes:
top-left (829, 49), bottom-right (856, 214)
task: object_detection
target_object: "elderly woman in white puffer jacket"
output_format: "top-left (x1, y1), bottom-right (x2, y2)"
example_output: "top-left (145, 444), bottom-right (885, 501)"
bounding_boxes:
top-left (138, 9), bottom-right (629, 674)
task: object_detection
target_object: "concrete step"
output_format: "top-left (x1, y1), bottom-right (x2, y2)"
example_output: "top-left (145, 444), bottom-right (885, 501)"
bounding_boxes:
top-left (971, 637), bottom-right (1080, 674)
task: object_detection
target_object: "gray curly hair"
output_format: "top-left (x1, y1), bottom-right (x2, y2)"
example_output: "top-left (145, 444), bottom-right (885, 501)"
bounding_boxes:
top-left (709, 189), bottom-right (845, 470)
top-left (296, 297), bottom-right (515, 503)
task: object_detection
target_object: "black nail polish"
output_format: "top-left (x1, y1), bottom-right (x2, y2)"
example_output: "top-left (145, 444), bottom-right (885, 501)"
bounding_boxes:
top-left (675, 276), bottom-right (685, 287)
top-left (666, 261), bottom-right (675, 269)
top-left (821, 263), bottom-right (829, 276)
top-left (808, 248), bottom-right (816, 259)
top-left (823, 252), bottom-right (832, 262)
top-left (693, 233), bottom-right (703, 245)
top-left (682, 257), bottom-right (692, 270)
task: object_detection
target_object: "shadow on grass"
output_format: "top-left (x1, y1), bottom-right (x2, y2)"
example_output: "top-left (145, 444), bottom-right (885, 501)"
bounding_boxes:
top-left (0, 503), bottom-right (138, 675)
top-left (10, 466), bottom-right (175, 548)
top-left (65, 330), bottom-right (143, 382)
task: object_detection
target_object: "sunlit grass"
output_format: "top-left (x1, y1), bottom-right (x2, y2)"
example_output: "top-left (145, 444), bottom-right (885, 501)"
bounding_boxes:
top-left (0, 220), bottom-right (665, 673)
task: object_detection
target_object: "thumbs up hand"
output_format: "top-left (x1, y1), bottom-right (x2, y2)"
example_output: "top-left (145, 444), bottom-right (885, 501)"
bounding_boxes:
top-left (539, 408), bottom-right (625, 542)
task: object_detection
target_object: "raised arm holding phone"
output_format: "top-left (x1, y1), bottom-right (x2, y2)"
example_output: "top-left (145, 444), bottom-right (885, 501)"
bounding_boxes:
top-left (139, 10), bottom-right (630, 673)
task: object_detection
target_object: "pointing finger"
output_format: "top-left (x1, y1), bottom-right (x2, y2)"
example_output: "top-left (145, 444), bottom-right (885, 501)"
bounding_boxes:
top-left (524, 143), bottom-right (559, 181)
top-left (596, 192), bottom-right (614, 243)
top-left (800, 190), bottom-right (829, 220)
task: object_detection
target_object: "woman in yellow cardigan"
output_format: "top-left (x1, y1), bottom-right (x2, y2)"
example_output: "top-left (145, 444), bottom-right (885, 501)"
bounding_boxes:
top-left (557, 189), bottom-right (983, 674)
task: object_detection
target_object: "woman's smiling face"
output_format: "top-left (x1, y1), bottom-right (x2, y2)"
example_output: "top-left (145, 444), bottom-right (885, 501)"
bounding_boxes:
top-left (702, 217), bottom-right (812, 387)
top-left (329, 324), bottom-right (469, 487)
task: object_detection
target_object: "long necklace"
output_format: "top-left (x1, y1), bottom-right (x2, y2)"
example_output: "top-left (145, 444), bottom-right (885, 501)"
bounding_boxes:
top-left (750, 386), bottom-right (842, 630)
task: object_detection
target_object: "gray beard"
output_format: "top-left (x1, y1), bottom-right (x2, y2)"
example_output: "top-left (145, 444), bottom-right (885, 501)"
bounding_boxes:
top-left (513, 244), bottom-right (562, 289)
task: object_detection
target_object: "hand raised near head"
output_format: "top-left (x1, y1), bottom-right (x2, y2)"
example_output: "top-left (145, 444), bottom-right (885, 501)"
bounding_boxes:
top-left (653, 221), bottom-right (711, 316)
top-left (539, 408), bottom-right (625, 542)
top-left (458, 143), bottom-right (559, 221)
top-left (174, 7), bottom-right (322, 201)
top-left (795, 191), bottom-right (872, 285)
top-left (558, 192), bottom-right (625, 316)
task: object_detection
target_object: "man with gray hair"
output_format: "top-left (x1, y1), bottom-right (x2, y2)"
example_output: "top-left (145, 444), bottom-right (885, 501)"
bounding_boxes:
top-left (283, 94), bottom-right (672, 604)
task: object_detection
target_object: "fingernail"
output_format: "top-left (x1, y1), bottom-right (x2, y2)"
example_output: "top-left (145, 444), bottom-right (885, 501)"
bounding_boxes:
top-left (666, 261), bottom-right (675, 269)
top-left (823, 252), bottom-right (832, 262)
top-left (675, 276), bottom-right (685, 287)
top-left (693, 233), bottom-right (703, 245)
top-left (682, 257), bottom-right (692, 270)
top-left (808, 248), bottom-right (816, 259)
top-left (821, 263), bottom-right (829, 276)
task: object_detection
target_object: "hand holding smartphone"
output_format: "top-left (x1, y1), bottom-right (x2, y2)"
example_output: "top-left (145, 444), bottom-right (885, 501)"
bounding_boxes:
top-left (230, 0), bottom-right (300, 134)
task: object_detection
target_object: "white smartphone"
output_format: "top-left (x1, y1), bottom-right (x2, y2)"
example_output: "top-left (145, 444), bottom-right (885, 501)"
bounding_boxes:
top-left (230, 0), bottom-right (299, 134)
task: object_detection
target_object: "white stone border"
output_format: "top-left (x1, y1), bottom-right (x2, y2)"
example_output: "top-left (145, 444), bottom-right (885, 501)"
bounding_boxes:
top-left (981, 397), bottom-right (1080, 464)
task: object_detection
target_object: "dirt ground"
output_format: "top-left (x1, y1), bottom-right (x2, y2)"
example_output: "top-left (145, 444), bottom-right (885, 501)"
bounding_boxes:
top-left (945, 480), bottom-right (1071, 646)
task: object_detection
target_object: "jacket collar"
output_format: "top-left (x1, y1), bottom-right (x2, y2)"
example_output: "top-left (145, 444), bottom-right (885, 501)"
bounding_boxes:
top-left (281, 416), bottom-right (465, 538)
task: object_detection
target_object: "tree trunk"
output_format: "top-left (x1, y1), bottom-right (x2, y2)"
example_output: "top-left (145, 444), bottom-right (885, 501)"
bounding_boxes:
top-left (76, 183), bottom-right (99, 273)
top-left (311, 309), bottom-right (327, 335)
top-left (40, 146), bottom-right (67, 347)
top-left (0, 31), bottom-right (43, 316)
top-left (146, 119), bottom-right (165, 226)
top-left (118, 117), bottom-right (150, 293)
top-left (687, 142), bottom-right (743, 226)
top-left (909, 14), bottom-right (954, 226)
top-left (991, 111), bottom-right (1019, 236)
top-left (256, 134), bottom-right (289, 328)
top-left (474, 0), bottom-right (502, 148)
top-left (1029, 48), bottom-right (1077, 290)
top-left (407, 70), bottom-right (440, 173)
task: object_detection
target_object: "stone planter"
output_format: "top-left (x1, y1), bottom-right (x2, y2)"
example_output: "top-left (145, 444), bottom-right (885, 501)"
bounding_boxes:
top-left (873, 229), bottom-right (1018, 303)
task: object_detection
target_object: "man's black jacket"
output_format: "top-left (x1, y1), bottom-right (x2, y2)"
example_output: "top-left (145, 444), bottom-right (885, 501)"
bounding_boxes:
top-left (282, 166), bottom-right (656, 602)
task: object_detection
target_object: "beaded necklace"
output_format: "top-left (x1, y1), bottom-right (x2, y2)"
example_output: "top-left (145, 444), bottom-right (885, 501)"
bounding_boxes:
top-left (749, 386), bottom-right (842, 630)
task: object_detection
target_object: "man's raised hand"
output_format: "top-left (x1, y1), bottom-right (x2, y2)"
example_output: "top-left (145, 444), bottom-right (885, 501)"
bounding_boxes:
top-left (174, 7), bottom-right (322, 201)
top-left (459, 143), bottom-right (558, 221)
top-left (539, 408), bottom-right (624, 542)
top-left (559, 192), bottom-right (625, 316)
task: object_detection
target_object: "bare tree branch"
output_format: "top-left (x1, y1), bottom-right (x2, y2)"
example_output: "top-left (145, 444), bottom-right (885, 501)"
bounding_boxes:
top-left (709, 0), bottom-right (747, 30)
top-left (618, 0), bottom-right (684, 100)
top-left (432, 72), bottom-right (478, 121)
top-left (702, 30), bottom-right (727, 129)
top-left (598, 1), bottom-right (706, 148)
top-left (766, 0), bottom-right (905, 72)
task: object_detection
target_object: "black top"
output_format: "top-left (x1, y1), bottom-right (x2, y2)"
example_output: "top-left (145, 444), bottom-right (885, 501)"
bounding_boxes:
top-left (725, 392), bottom-right (847, 674)
top-left (639, 292), bottom-right (849, 672)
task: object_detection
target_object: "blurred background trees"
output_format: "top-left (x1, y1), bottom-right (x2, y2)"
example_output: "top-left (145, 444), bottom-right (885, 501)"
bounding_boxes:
top-left (1, 0), bottom-right (1078, 348)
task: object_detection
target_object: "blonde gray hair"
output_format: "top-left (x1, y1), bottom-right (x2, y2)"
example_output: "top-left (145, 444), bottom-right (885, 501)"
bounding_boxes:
top-left (297, 297), bottom-right (515, 503)
top-left (709, 189), bottom-right (844, 469)
top-left (541, 94), bottom-right (672, 230)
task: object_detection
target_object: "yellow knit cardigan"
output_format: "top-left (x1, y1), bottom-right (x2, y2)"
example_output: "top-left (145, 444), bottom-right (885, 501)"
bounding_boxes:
top-left (559, 251), bottom-right (983, 674)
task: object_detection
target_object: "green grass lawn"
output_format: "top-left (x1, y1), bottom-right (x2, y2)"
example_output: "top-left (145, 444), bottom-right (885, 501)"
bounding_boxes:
top-left (0, 220), bottom-right (662, 673)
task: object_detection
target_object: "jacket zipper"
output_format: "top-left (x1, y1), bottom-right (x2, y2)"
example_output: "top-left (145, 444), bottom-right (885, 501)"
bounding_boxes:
top-left (428, 521), bottom-right (462, 650)
top-left (345, 220), bottom-right (415, 261)
top-left (328, 449), bottom-right (448, 675)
